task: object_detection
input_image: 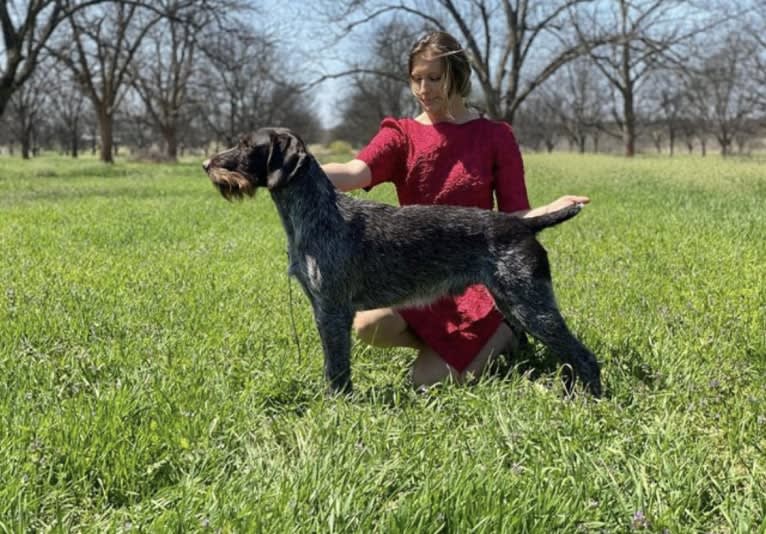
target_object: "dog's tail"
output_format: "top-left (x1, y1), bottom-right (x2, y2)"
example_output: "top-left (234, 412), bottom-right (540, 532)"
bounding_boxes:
top-left (522, 203), bottom-right (584, 233)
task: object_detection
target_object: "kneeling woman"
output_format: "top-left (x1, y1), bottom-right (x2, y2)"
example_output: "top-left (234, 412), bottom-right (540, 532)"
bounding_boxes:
top-left (322, 31), bottom-right (588, 386)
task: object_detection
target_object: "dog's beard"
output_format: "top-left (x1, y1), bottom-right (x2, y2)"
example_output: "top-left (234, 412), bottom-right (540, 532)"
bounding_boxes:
top-left (207, 168), bottom-right (255, 200)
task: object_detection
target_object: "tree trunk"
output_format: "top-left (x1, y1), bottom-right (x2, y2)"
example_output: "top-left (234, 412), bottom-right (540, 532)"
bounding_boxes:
top-left (21, 136), bottom-right (31, 159)
top-left (164, 126), bottom-right (178, 161)
top-left (20, 124), bottom-right (32, 159)
top-left (669, 128), bottom-right (675, 157)
top-left (719, 138), bottom-right (730, 157)
top-left (71, 125), bottom-right (80, 158)
top-left (0, 86), bottom-right (11, 119)
top-left (485, 88), bottom-right (502, 121)
top-left (623, 92), bottom-right (636, 157)
top-left (546, 141), bottom-right (555, 153)
top-left (98, 111), bottom-right (114, 163)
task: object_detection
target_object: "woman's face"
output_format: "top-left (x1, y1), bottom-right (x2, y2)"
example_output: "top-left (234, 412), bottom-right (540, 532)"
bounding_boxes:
top-left (410, 53), bottom-right (451, 118)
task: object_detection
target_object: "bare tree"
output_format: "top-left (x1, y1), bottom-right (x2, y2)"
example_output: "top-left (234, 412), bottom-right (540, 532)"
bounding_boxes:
top-left (115, 92), bottom-right (155, 152)
top-left (513, 93), bottom-right (561, 152)
top-left (540, 57), bottom-right (605, 153)
top-left (193, 29), bottom-right (277, 146)
top-left (45, 66), bottom-right (88, 157)
top-left (0, 0), bottom-right (118, 118)
top-left (6, 67), bottom-right (51, 158)
top-left (130, 1), bottom-right (246, 160)
top-left (745, 1), bottom-right (766, 116)
top-left (643, 71), bottom-right (688, 156)
top-left (193, 27), bottom-right (322, 146)
top-left (129, 3), bottom-right (197, 160)
top-left (319, 0), bottom-right (613, 123)
top-left (266, 82), bottom-right (324, 144)
top-left (50, 2), bottom-right (162, 162)
top-left (332, 20), bottom-right (420, 144)
top-left (655, 86), bottom-right (684, 156)
top-left (677, 116), bottom-right (698, 154)
top-left (684, 33), bottom-right (759, 156)
top-left (575, 0), bottom-right (723, 157)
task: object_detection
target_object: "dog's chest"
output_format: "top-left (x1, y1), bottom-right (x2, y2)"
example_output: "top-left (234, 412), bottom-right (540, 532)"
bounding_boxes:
top-left (288, 250), bottom-right (324, 294)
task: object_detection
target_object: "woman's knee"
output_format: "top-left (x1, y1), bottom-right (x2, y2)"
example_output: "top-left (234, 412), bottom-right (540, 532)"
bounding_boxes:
top-left (352, 313), bottom-right (379, 344)
top-left (353, 309), bottom-right (406, 346)
top-left (410, 348), bottom-right (460, 387)
top-left (462, 322), bottom-right (516, 378)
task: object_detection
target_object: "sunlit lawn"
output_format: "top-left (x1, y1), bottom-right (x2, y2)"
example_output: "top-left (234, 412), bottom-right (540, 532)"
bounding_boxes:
top-left (0, 150), bottom-right (764, 531)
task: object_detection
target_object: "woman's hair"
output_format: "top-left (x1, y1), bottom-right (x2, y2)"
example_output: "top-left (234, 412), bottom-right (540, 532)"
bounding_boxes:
top-left (408, 31), bottom-right (472, 99)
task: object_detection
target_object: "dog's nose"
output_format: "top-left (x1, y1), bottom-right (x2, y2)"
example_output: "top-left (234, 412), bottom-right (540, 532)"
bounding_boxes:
top-left (202, 159), bottom-right (211, 172)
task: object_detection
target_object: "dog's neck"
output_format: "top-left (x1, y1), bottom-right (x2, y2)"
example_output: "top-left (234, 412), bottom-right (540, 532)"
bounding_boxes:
top-left (270, 157), bottom-right (341, 254)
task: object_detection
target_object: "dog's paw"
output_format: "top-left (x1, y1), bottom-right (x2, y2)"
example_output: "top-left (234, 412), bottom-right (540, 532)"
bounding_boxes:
top-left (327, 380), bottom-right (353, 397)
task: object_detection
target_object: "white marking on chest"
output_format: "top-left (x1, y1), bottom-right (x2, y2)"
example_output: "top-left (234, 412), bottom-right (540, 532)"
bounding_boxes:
top-left (305, 255), bottom-right (322, 290)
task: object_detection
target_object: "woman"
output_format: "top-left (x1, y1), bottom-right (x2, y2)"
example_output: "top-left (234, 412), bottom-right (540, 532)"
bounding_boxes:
top-left (322, 31), bottom-right (589, 387)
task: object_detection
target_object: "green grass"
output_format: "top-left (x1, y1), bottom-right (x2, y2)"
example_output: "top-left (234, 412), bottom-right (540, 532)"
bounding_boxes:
top-left (0, 151), bottom-right (764, 532)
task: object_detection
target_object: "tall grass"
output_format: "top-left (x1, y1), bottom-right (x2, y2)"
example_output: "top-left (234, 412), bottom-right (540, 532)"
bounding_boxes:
top-left (0, 152), bottom-right (764, 532)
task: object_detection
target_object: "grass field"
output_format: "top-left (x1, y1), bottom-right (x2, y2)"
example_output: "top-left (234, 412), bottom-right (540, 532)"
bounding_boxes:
top-left (0, 151), bottom-right (764, 532)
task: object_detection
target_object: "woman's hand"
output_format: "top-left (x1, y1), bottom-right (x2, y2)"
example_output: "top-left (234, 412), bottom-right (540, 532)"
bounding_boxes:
top-left (544, 195), bottom-right (590, 213)
top-left (520, 195), bottom-right (590, 219)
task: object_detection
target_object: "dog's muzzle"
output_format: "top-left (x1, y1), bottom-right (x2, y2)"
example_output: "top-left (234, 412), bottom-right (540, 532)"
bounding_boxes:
top-left (206, 167), bottom-right (254, 200)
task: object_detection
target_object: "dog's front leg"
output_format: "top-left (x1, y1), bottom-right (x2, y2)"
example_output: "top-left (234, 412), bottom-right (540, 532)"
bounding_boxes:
top-left (312, 303), bottom-right (354, 395)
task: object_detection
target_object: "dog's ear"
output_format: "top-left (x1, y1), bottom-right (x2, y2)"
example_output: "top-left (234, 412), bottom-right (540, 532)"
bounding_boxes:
top-left (265, 129), bottom-right (308, 190)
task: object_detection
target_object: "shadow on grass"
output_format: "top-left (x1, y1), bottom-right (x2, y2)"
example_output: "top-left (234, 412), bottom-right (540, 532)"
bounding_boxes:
top-left (601, 339), bottom-right (666, 393)
top-left (259, 379), bottom-right (317, 417)
top-left (486, 344), bottom-right (571, 392)
top-left (253, 338), bottom-right (621, 407)
top-left (356, 383), bottom-right (425, 410)
top-left (485, 336), bottom-right (618, 399)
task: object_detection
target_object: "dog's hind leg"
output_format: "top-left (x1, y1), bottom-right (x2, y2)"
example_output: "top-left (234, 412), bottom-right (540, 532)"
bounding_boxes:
top-left (489, 276), bottom-right (601, 396)
top-left (312, 303), bottom-right (354, 394)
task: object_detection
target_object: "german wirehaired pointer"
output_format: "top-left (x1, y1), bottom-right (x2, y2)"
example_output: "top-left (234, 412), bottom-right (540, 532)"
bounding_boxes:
top-left (203, 128), bottom-right (602, 396)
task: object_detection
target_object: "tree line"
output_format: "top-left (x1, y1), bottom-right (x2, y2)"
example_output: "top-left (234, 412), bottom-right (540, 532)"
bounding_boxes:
top-left (1, 0), bottom-right (765, 161)
top-left (0, 0), bottom-right (323, 162)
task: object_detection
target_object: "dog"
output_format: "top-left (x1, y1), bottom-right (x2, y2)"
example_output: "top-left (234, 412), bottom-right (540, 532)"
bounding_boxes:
top-left (203, 128), bottom-right (602, 396)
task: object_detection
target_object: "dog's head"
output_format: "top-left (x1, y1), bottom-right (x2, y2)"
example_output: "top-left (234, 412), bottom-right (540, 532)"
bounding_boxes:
top-left (202, 127), bottom-right (308, 200)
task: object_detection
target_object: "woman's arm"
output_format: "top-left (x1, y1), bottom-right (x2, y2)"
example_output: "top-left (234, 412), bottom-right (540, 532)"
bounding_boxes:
top-left (321, 159), bottom-right (372, 192)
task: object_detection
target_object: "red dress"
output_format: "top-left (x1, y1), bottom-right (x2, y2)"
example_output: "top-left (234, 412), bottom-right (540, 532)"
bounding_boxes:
top-left (356, 117), bottom-right (530, 371)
